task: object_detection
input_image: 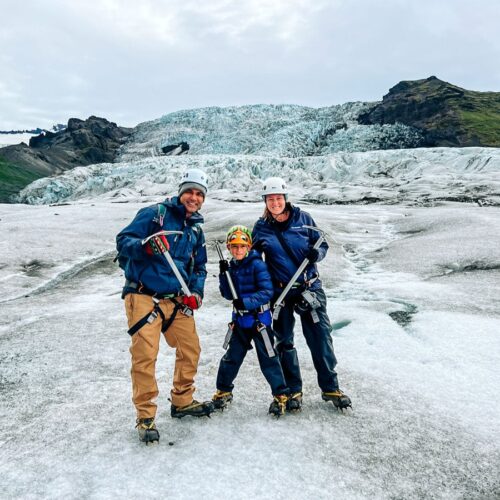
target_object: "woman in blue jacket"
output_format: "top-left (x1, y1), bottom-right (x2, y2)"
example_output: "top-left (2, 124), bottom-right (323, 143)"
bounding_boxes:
top-left (252, 177), bottom-right (352, 412)
top-left (212, 225), bottom-right (290, 416)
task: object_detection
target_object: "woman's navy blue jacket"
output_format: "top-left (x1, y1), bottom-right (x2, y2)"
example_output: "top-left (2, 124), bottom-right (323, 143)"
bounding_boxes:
top-left (116, 197), bottom-right (207, 297)
top-left (219, 249), bottom-right (273, 328)
top-left (252, 206), bottom-right (328, 294)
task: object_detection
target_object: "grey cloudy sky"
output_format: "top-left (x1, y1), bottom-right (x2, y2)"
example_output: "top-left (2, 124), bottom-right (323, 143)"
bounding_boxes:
top-left (1, 0), bottom-right (499, 129)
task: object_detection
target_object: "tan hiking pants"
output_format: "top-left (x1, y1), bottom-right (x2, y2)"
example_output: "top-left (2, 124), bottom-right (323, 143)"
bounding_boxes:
top-left (124, 293), bottom-right (201, 418)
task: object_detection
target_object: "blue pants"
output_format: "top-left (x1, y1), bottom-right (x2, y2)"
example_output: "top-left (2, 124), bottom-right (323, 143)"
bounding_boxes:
top-left (273, 287), bottom-right (339, 393)
top-left (216, 323), bottom-right (289, 396)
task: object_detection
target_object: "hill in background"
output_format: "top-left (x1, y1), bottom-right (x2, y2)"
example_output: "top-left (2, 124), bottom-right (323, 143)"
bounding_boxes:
top-left (0, 117), bottom-right (132, 202)
top-left (359, 76), bottom-right (500, 147)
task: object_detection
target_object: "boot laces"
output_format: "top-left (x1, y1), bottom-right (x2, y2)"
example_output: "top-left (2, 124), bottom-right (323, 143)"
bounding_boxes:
top-left (178, 400), bottom-right (202, 410)
top-left (136, 418), bottom-right (156, 430)
top-left (274, 394), bottom-right (288, 414)
top-left (213, 390), bottom-right (232, 401)
top-left (323, 390), bottom-right (344, 398)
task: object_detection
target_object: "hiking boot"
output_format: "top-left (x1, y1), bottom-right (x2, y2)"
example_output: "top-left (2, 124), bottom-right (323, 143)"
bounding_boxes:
top-left (136, 417), bottom-right (159, 444)
top-left (269, 394), bottom-right (288, 417)
top-left (171, 400), bottom-right (215, 419)
top-left (212, 390), bottom-right (233, 410)
top-left (321, 390), bottom-right (352, 410)
top-left (286, 392), bottom-right (303, 412)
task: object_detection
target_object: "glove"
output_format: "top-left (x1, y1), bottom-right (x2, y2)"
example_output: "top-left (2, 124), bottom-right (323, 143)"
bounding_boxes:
top-left (145, 235), bottom-right (170, 256)
top-left (183, 293), bottom-right (202, 310)
top-left (306, 247), bottom-right (319, 263)
top-left (232, 298), bottom-right (245, 310)
top-left (219, 259), bottom-right (229, 274)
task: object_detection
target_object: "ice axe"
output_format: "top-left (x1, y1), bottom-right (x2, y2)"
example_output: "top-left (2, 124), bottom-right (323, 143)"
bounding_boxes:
top-left (142, 230), bottom-right (192, 298)
top-left (272, 225), bottom-right (326, 320)
top-left (215, 241), bottom-right (238, 300)
top-left (215, 241), bottom-right (239, 349)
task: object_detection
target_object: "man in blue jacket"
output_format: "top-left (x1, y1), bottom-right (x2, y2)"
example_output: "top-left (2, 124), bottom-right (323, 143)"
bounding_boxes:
top-left (252, 177), bottom-right (352, 413)
top-left (116, 168), bottom-right (214, 444)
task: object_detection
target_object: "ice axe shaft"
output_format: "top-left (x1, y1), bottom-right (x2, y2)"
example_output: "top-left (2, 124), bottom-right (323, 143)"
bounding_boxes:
top-left (223, 322), bottom-right (233, 350)
top-left (216, 241), bottom-right (239, 349)
top-left (258, 323), bottom-right (276, 357)
top-left (142, 230), bottom-right (192, 297)
top-left (272, 225), bottom-right (326, 320)
top-left (215, 241), bottom-right (238, 300)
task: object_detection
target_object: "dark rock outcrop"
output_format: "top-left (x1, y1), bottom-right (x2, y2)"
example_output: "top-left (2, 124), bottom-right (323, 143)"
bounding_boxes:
top-left (359, 76), bottom-right (500, 147)
top-left (25, 116), bottom-right (132, 165)
top-left (161, 141), bottom-right (190, 155)
top-left (0, 116), bottom-right (133, 201)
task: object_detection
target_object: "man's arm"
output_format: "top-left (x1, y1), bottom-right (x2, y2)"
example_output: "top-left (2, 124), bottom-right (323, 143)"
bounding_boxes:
top-left (116, 207), bottom-right (156, 259)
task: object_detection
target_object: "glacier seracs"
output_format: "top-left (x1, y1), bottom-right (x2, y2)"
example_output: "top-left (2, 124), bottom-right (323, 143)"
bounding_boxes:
top-left (17, 147), bottom-right (500, 206)
top-left (117, 102), bottom-right (423, 160)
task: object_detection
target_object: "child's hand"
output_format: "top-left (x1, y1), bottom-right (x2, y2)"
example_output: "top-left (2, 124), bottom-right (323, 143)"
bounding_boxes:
top-left (232, 298), bottom-right (245, 310)
top-left (219, 259), bottom-right (229, 274)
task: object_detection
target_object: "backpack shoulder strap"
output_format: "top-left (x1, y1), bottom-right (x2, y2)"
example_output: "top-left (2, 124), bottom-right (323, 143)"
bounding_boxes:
top-left (270, 225), bottom-right (302, 267)
top-left (152, 203), bottom-right (167, 226)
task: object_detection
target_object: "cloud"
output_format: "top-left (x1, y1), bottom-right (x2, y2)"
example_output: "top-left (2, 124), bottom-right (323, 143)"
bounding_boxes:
top-left (182, 0), bottom-right (332, 43)
top-left (55, 0), bottom-right (180, 45)
top-left (36, 0), bottom-right (330, 49)
top-left (1, 0), bottom-right (499, 129)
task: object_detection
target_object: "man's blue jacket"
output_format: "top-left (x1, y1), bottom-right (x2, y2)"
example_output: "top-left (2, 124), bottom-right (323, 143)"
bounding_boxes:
top-left (252, 206), bottom-right (328, 294)
top-left (116, 197), bottom-right (207, 297)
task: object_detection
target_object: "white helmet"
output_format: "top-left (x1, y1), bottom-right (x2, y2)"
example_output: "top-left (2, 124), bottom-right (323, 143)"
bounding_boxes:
top-left (178, 168), bottom-right (209, 197)
top-left (260, 177), bottom-right (288, 200)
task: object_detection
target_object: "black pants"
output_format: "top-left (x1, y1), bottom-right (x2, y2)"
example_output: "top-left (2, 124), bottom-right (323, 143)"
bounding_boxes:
top-left (216, 323), bottom-right (289, 396)
top-left (273, 287), bottom-right (339, 393)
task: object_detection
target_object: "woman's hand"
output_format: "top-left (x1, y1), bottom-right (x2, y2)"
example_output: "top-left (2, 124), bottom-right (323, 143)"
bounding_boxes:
top-left (306, 247), bottom-right (319, 263)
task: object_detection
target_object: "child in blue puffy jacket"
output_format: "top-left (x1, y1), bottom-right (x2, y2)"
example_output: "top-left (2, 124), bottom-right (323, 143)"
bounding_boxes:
top-left (212, 225), bottom-right (290, 416)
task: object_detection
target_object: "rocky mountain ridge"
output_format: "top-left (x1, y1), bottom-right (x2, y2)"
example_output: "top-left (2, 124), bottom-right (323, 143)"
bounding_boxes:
top-left (0, 116), bottom-right (132, 202)
top-left (359, 76), bottom-right (500, 147)
top-left (0, 124), bottom-right (65, 135)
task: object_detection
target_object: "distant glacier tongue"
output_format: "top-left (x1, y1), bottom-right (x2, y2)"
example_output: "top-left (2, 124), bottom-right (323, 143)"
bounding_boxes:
top-left (17, 148), bottom-right (500, 206)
